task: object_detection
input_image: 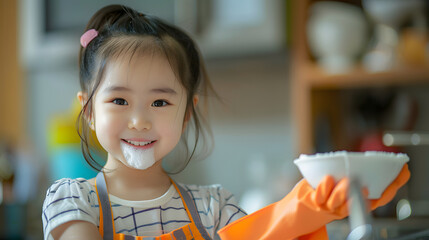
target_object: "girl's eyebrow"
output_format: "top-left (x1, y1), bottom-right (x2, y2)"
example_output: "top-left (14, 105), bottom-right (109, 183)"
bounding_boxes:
top-left (103, 86), bottom-right (177, 95)
top-left (151, 88), bottom-right (177, 95)
top-left (103, 86), bottom-right (131, 93)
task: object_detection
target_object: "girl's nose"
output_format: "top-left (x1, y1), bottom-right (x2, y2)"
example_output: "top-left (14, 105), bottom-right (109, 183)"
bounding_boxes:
top-left (128, 110), bottom-right (151, 131)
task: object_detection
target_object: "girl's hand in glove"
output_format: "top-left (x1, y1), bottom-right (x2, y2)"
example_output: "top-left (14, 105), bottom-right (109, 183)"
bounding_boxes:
top-left (218, 164), bottom-right (410, 240)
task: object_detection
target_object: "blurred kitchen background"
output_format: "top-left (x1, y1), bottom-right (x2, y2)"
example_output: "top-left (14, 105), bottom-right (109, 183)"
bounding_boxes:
top-left (1, 0), bottom-right (429, 239)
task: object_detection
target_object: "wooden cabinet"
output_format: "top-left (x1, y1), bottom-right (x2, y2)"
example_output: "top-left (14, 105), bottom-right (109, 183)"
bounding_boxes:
top-left (290, 0), bottom-right (429, 154)
top-left (0, 0), bottom-right (25, 145)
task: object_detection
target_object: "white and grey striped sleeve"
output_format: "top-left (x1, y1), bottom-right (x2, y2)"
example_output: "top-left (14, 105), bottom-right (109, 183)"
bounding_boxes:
top-left (215, 186), bottom-right (247, 231)
top-left (42, 178), bottom-right (99, 240)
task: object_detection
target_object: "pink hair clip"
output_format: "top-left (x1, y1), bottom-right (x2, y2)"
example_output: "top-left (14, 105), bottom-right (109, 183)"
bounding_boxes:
top-left (80, 29), bottom-right (98, 48)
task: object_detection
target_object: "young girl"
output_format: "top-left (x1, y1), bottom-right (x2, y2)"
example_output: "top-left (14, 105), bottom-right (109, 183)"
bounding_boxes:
top-left (42, 5), bottom-right (410, 240)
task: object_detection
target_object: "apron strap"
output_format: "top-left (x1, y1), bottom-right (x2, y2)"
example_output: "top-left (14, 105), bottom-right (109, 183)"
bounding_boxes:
top-left (172, 228), bottom-right (187, 240)
top-left (95, 171), bottom-right (115, 240)
top-left (174, 182), bottom-right (212, 240)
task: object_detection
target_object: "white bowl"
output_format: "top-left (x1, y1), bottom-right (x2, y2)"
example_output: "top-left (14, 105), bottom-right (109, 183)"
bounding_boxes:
top-left (307, 1), bottom-right (369, 73)
top-left (362, 0), bottom-right (425, 28)
top-left (294, 151), bottom-right (409, 199)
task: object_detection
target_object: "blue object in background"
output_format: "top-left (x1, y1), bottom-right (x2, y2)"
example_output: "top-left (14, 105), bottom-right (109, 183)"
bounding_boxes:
top-left (50, 144), bottom-right (98, 181)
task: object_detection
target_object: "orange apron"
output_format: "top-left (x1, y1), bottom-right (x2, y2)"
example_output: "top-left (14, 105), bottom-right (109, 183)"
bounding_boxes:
top-left (95, 172), bottom-right (212, 240)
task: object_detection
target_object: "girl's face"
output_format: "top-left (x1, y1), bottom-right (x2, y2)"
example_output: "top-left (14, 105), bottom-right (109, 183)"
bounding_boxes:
top-left (91, 52), bottom-right (188, 170)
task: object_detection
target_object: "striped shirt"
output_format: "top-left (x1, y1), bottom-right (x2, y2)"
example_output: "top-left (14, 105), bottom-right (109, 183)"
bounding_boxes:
top-left (42, 178), bottom-right (246, 240)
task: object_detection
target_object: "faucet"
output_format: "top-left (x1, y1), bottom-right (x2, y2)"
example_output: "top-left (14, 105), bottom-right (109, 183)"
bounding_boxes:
top-left (347, 178), bottom-right (373, 240)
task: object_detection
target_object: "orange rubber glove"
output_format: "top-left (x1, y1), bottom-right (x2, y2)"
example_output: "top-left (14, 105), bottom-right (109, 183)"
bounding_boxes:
top-left (218, 164), bottom-right (410, 240)
top-left (218, 175), bottom-right (349, 240)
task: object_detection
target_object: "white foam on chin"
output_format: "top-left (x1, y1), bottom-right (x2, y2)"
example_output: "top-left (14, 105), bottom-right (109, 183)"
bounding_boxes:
top-left (120, 142), bottom-right (156, 170)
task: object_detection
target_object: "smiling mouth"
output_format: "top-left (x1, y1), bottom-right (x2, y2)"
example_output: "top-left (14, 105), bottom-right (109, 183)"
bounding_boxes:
top-left (122, 139), bottom-right (156, 147)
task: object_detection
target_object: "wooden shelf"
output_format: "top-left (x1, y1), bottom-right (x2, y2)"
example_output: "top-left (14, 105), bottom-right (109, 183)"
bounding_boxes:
top-left (303, 63), bottom-right (429, 89)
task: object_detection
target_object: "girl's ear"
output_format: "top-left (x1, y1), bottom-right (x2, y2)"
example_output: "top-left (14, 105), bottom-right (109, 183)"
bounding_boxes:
top-left (77, 91), bottom-right (87, 107)
top-left (192, 95), bottom-right (199, 109)
top-left (77, 91), bottom-right (95, 130)
top-left (182, 95), bottom-right (199, 132)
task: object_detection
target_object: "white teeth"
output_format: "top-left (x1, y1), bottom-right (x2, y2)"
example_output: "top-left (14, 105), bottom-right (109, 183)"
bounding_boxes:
top-left (125, 140), bottom-right (152, 146)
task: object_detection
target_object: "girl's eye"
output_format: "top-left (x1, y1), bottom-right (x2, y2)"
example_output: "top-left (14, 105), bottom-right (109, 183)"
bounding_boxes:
top-left (152, 100), bottom-right (169, 107)
top-left (112, 98), bottom-right (128, 105)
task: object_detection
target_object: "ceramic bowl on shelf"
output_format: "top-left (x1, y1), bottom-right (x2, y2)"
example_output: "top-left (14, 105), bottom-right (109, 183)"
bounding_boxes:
top-left (294, 151), bottom-right (409, 199)
top-left (361, 0), bottom-right (426, 72)
top-left (306, 1), bottom-right (369, 74)
top-left (362, 0), bottom-right (425, 28)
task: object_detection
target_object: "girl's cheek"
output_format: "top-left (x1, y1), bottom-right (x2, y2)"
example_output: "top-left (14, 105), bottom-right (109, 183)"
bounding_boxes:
top-left (95, 112), bottom-right (123, 140)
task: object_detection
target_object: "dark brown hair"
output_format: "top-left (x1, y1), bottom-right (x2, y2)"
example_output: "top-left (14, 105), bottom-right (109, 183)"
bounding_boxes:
top-left (77, 5), bottom-right (214, 173)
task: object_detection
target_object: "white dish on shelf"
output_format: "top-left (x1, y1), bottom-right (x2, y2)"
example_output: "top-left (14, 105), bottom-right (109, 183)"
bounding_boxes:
top-left (294, 151), bottom-right (409, 199)
top-left (306, 1), bottom-right (369, 74)
top-left (362, 0), bottom-right (425, 28)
